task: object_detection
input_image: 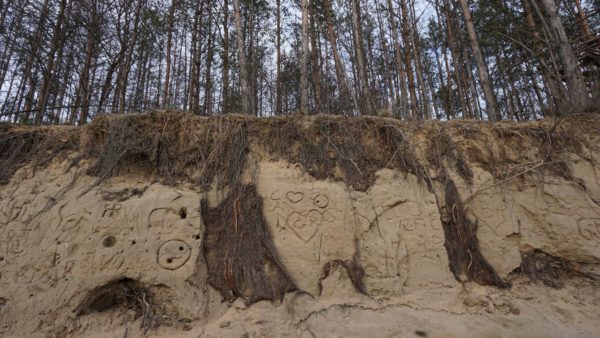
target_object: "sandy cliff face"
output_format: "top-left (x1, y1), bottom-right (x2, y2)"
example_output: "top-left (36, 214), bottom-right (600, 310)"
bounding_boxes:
top-left (0, 114), bottom-right (599, 337)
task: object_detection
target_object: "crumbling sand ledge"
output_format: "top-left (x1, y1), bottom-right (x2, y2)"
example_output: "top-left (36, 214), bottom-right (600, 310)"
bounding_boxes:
top-left (0, 113), bottom-right (599, 337)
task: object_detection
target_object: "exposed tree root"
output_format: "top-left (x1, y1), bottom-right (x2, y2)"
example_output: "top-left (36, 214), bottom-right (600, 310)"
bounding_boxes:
top-left (319, 238), bottom-right (368, 296)
top-left (439, 175), bottom-right (510, 288)
top-left (0, 125), bottom-right (77, 184)
top-left (514, 250), bottom-right (599, 288)
top-left (201, 184), bottom-right (297, 304)
top-left (75, 278), bottom-right (168, 333)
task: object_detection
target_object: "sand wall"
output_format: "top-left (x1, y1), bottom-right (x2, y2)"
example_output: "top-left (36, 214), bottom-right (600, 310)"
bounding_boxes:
top-left (0, 114), bottom-right (599, 337)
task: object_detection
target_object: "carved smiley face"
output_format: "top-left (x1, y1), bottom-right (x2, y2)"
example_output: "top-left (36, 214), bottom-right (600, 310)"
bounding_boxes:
top-left (314, 194), bottom-right (330, 209)
top-left (157, 240), bottom-right (192, 270)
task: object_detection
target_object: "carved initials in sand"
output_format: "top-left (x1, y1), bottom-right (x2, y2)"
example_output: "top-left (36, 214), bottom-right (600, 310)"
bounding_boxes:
top-left (4, 229), bottom-right (25, 255)
top-left (101, 203), bottom-right (122, 217)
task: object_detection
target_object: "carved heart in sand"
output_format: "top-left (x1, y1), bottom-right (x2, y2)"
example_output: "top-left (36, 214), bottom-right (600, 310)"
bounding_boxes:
top-left (286, 210), bottom-right (320, 242)
top-left (286, 191), bottom-right (304, 203)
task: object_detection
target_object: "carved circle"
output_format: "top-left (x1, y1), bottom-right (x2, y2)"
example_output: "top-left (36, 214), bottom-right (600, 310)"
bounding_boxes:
top-left (158, 240), bottom-right (191, 270)
top-left (102, 236), bottom-right (117, 248)
top-left (313, 194), bottom-right (330, 208)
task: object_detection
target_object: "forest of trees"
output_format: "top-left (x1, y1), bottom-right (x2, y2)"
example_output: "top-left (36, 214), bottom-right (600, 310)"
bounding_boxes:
top-left (0, 0), bottom-right (598, 124)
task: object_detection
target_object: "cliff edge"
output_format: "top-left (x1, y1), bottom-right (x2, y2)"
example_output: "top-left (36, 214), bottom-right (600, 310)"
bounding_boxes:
top-left (0, 113), bottom-right (599, 337)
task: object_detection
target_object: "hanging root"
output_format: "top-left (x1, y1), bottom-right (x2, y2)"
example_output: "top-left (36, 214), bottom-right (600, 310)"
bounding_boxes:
top-left (84, 112), bottom-right (249, 189)
top-left (514, 250), bottom-right (599, 288)
top-left (318, 238), bottom-right (368, 295)
top-left (201, 184), bottom-right (297, 304)
top-left (440, 175), bottom-right (510, 288)
top-left (259, 116), bottom-right (424, 191)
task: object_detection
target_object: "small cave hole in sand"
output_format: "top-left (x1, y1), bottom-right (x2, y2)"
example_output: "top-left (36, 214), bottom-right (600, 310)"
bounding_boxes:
top-left (102, 236), bottom-right (116, 248)
top-left (179, 207), bottom-right (187, 219)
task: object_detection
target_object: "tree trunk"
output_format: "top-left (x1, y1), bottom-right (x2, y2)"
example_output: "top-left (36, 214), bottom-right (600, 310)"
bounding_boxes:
top-left (375, 6), bottom-right (395, 114)
top-left (521, 0), bottom-right (565, 109)
top-left (54, 53), bottom-right (74, 124)
top-left (351, 0), bottom-right (376, 115)
top-left (465, 48), bottom-right (481, 120)
top-left (310, 2), bottom-right (322, 112)
top-left (247, 2), bottom-right (257, 115)
top-left (539, 0), bottom-right (590, 111)
top-left (323, 0), bottom-right (356, 113)
top-left (97, 55), bottom-right (121, 115)
top-left (457, 0), bottom-right (501, 121)
top-left (300, 0), bottom-right (309, 113)
top-left (574, 0), bottom-right (593, 37)
top-left (117, 0), bottom-right (144, 114)
top-left (410, 1), bottom-right (432, 119)
top-left (20, 0), bottom-right (51, 122)
top-left (72, 16), bottom-right (97, 125)
top-left (204, 5), bottom-right (215, 116)
top-left (386, 0), bottom-right (408, 119)
top-left (34, 0), bottom-right (68, 125)
top-left (0, 1), bottom-right (25, 90)
top-left (233, 0), bottom-right (251, 115)
top-left (399, 0), bottom-right (419, 119)
top-left (133, 44), bottom-right (148, 111)
top-left (162, 0), bottom-right (178, 108)
top-left (222, 0), bottom-right (230, 114)
top-left (187, 1), bottom-right (201, 114)
top-left (443, 1), bottom-right (468, 119)
top-left (275, 0), bottom-right (282, 115)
